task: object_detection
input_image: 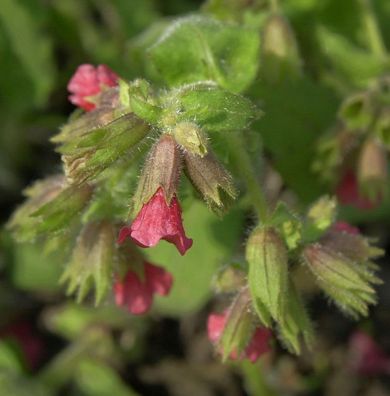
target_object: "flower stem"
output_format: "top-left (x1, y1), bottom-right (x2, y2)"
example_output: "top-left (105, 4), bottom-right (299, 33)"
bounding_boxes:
top-left (358, 0), bottom-right (387, 58)
top-left (227, 132), bottom-right (269, 223)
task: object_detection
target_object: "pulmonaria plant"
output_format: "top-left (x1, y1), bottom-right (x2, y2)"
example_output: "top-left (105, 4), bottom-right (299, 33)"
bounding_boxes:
top-left (7, 5), bottom-right (386, 366)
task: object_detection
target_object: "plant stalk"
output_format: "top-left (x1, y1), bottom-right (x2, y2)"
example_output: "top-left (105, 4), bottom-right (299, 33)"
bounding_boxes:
top-left (227, 132), bottom-right (269, 223)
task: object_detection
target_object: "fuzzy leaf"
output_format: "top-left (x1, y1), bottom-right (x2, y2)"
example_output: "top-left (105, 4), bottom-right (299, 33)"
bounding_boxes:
top-left (148, 16), bottom-right (260, 93)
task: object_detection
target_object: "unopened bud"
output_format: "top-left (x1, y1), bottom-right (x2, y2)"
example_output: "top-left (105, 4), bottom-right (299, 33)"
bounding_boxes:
top-left (339, 92), bottom-right (375, 131)
top-left (302, 243), bottom-right (379, 317)
top-left (304, 196), bottom-right (337, 241)
top-left (261, 14), bottom-right (302, 84)
top-left (357, 138), bottom-right (387, 202)
top-left (60, 220), bottom-right (115, 305)
top-left (246, 227), bottom-right (288, 325)
top-left (184, 151), bottom-right (236, 214)
top-left (218, 288), bottom-right (255, 361)
top-left (7, 175), bottom-right (65, 241)
top-left (132, 134), bottom-right (182, 215)
top-left (213, 263), bottom-right (246, 293)
top-left (173, 122), bottom-right (208, 157)
top-left (321, 224), bottom-right (383, 263)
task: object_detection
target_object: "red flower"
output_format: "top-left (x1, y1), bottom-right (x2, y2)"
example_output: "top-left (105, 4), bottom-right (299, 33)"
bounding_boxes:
top-left (336, 170), bottom-right (379, 210)
top-left (114, 262), bottom-right (173, 315)
top-left (68, 64), bottom-right (118, 111)
top-left (333, 221), bottom-right (359, 235)
top-left (118, 188), bottom-right (193, 256)
top-left (207, 312), bottom-right (272, 363)
top-left (349, 331), bottom-right (390, 376)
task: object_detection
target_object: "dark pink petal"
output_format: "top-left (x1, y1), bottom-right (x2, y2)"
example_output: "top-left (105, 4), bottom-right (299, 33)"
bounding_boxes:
top-left (349, 331), bottom-right (390, 376)
top-left (114, 271), bottom-right (153, 315)
top-left (245, 328), bottom-right (272, 363)
top-left (128, 188), bottom-right (193, 255)
top-left (144, 262), bottom-right (173, 296)
top-left (336, 170), bottom-right (379, 210)
top-left (207, 313), bottom-right (226, 343)
top-left (117, 226), bottom-right (132, 244)
top-left (333, 221), bottom-right (360, 235)
top-left (67, 64), bottom-right (118, 111)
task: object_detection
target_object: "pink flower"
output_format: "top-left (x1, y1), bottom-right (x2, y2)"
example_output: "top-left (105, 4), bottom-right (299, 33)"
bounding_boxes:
top-left (349, 331), bottom-right (390, 376)
top-left (207, 312), bottom-right (272, 363)
top-left (333, 221), bottom-right (360, 235)
top-left (114, 262), bottom-right (173, 315)
top-left (336, 170), bottom-right (379, 210)
top-left (67, 64), bottom-right (118, 111)
top-left (118, 188), bottom-right (193, 256)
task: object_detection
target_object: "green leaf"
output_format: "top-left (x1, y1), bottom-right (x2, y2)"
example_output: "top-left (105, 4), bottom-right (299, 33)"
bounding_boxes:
top-left (76, 359), bottom-right (139, 396)
top-left (10, 241), bottom-right (64, 293)
top-left (0, 0), bottom-right (55, 105)
top-left (148, 16), bottom-right (260, 93)
top-left (147, 202), bottom-right (245, 316)
top-left (0, 342), bottom-right (24, 372)
top-left (317, 26), bottom-right (389, 88)
top-left (165, 82), bottom-right (260, 132)
top-left (250, 78), bottom-right (338, 203)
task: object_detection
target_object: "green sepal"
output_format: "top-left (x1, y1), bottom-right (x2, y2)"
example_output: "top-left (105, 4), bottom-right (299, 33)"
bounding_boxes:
top-left (59, 113), bottom-right (150, 185)
top-left (246, 227), bottom-right (288, 325)
top-left (60, 221), bottom-right (115, 305)
top-left (278, 280), bottom-right (314, 355)
top-left (219, 289), bottom-right (254, 361)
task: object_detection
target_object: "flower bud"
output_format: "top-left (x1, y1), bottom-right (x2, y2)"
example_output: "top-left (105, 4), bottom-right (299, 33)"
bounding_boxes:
top-left (246, 227), bottom-right (288, 325)
top-left (208, 288), bottom-right (272, 362)
top-left (132, 134), bottom-right (182, 215)
top-left (357, 138), bottom-right (387, 203)
top-left (302, 243), bottom-right (379, 317)
top-left (213, 263), bottom-right (246, 294)
top-left (7, 175), bottom-right (65, 241)
top-left (304, 196), bottom-right (337, 240)
top-left (184, 151), bottom-right (236, 214)
top-left (339, 91), bottom-right (375, 131)
top-left (261, 14), bottom-right (302, 84)
top-left (60, 220), bottom-right (115, 305)
top-left (321, 222), bottom-right (383, 263)
top-left (173, 122), bottom-right (208, 157)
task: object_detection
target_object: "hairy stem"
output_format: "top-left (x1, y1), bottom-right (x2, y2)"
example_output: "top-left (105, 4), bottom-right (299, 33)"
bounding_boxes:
top-left (227, 132), bottom-right (269, 223)
top-left (359, 0), bottom-right (387, 58)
